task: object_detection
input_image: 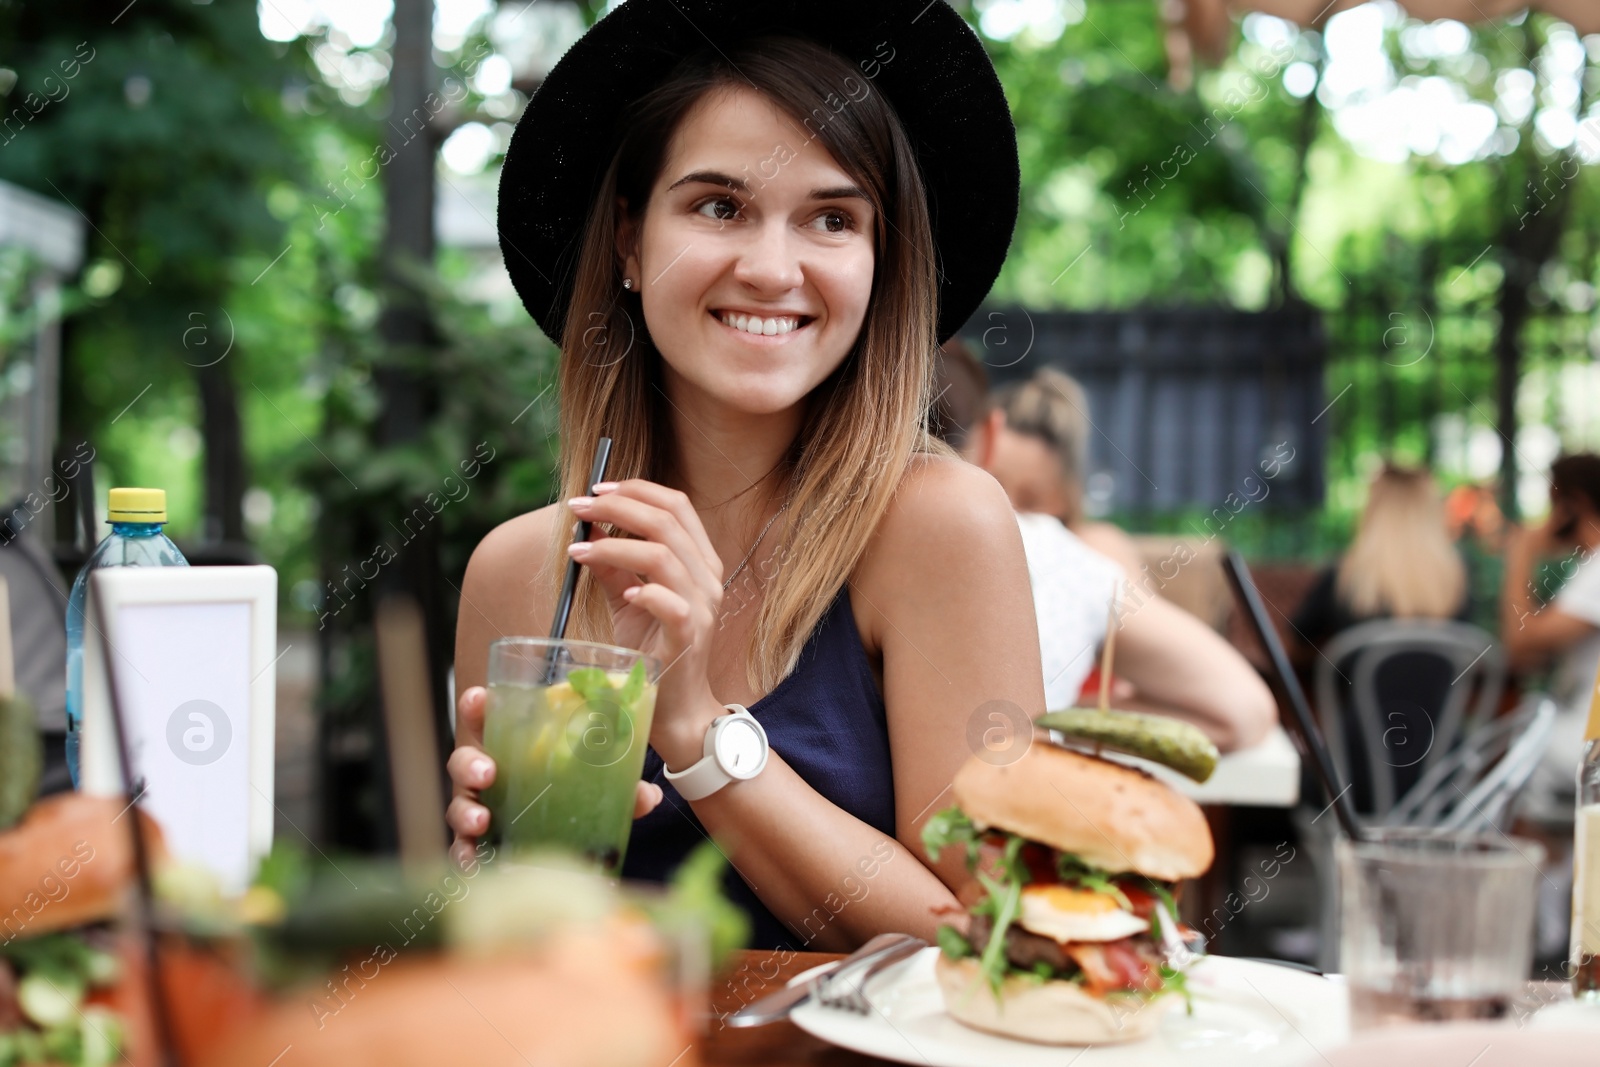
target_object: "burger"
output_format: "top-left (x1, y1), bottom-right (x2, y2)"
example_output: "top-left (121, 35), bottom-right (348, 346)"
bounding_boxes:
top-left (923, 740), bottom-right (1214, 1045)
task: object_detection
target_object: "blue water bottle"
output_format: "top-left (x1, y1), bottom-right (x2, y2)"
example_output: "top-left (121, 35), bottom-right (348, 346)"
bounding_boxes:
top-left (65, 487), bottom-right (189, 785)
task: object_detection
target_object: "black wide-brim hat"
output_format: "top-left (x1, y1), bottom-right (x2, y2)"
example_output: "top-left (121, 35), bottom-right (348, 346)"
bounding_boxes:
top-left (497, 0), bottom-right (1019, 346)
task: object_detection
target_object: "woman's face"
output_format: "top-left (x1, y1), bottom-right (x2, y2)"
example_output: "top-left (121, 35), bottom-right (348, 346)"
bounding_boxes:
top-left (987, 426), bottom-right (1073, 520)
top-left (619, 85), bottom-right (877, 416)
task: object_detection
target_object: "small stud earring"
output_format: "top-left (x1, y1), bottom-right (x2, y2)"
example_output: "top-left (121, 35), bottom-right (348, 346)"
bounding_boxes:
top-left (622, 278), bottom-right (634, 290)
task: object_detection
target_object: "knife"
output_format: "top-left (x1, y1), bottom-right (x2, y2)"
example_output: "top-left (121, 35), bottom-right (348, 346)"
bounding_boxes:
top-left (724, 933), bottom-right (925, 1028)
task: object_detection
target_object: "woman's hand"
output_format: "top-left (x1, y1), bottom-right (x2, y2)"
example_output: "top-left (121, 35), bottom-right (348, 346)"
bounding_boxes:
top-left (566, 480), bottom-right (729, 766)
top-left (445, 686), bottom-right (664, 869)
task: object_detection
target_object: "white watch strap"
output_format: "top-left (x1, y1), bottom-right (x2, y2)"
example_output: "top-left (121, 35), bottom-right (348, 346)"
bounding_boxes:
top-left (663, 704), bottom-right (768, 801)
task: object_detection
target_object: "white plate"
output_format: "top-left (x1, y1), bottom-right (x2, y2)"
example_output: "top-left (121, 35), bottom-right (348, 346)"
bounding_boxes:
top-left (790, 948), bottom-right (1349, 1067)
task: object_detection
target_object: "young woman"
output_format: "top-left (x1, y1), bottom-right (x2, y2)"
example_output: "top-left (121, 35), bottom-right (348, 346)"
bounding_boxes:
top-left (932, 341), bottom-right (1276, 752)
top-left (983, 367), bottom-right (1147, 578)
top-left (447, 1), bottom-right (1043, 952)
top-left (1291, 463), bottom-right (1470, 659)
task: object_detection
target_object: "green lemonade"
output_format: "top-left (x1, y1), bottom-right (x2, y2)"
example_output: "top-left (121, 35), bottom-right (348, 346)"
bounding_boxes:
top-left (481, 661), bottom-right (657, 872)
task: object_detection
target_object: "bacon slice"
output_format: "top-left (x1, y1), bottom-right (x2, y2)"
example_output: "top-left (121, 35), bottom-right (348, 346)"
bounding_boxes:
top-left (1065, 938), bottom-right (1162, 995)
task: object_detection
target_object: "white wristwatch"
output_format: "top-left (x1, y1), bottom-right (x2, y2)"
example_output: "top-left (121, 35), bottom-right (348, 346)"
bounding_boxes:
top-left (663, 704), bottom-right (770, 801)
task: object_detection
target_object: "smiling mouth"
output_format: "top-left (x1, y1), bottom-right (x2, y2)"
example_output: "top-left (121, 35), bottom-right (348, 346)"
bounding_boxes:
top-left (712, 309), bottom-right (815, 337)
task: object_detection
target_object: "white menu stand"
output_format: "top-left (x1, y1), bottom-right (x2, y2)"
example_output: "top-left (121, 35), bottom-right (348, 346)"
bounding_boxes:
top-left (80, 565), bottom-right (277, 895)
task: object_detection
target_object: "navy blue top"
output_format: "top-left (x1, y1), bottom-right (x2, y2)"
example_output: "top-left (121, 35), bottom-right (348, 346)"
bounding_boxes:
top-left (620, 586), bottom-right (896, 949)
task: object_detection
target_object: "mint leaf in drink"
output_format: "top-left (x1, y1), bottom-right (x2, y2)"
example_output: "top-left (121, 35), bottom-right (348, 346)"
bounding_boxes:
top-left (565, 667), bottom-right (610, 702)
top-left (618, 661), bottom-right (647, 707)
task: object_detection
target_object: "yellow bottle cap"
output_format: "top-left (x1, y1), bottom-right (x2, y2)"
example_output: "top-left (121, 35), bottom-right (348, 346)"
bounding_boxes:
top-left (107, 487), bottom-right (167, 524)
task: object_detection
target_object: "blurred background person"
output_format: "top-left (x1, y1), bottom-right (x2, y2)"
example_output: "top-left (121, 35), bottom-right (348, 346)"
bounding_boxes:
top-left (983, 366), bottom-right (1146, 579)
top-left (1445, 480), bottom-right (1506, 634)
top-left (1290, 464), bottom-right (1471, 661)
top-left (1289, 463), bottom-right (1471, 811)
top-left (934, 341), bottom-right (1275, 752)
top-left (1500, 453), bottom-right (1600, 815)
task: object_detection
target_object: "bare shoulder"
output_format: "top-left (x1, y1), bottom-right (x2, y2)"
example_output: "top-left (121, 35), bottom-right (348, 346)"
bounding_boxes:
top-left (854, 453), bottom-right (1026, 609)
top-left (466, 503), bottom-right (563, 584)
top-left (872, 452), bottom-right (1020, 553)
top-left (455, 503), bottom-right (564, 689)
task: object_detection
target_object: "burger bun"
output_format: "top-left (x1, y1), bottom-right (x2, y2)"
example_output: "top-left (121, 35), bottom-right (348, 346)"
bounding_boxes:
top-left (953, 743), bottom-right (1212, 881)
top-left (935, 955), bottom-right (1176, 1045)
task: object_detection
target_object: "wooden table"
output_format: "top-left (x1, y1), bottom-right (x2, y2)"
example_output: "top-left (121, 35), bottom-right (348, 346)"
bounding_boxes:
top-left (694, 952), bottom-right (1591, 1066)
top-left (699, 950), bottom-right (873, 1065)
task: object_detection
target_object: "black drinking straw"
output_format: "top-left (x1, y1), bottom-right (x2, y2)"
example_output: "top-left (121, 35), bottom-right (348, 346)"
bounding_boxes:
top-left (548, 437), bottom-right (613, 656)
top-left (1223, 551), bottom-right (1365, 842)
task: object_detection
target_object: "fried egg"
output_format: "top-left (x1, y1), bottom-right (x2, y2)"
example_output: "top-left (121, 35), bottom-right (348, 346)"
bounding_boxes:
top-left (1015, 884), bottom-right (1151, 943)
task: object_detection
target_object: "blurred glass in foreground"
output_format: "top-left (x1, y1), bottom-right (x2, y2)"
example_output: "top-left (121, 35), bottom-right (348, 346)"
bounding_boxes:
top-left (1339, 828), bottom-right (1542, 1031)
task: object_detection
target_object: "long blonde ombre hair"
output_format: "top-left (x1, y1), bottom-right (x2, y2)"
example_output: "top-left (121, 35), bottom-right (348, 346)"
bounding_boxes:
top-left (1336, 465), bottom-right (1466, 619)
top-left (547, 35), bottom-right (943, 692)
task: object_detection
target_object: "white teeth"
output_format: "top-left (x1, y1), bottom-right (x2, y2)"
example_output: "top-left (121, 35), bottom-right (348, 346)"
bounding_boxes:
top-left (717, 311), bottom-right (801, 336)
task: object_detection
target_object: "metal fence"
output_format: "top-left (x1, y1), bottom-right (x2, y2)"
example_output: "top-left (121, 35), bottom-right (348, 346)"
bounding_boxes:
top-left (959, 302), bottom-right (1600, 559)
top-left (963, 305), bottom-right (1327, 514)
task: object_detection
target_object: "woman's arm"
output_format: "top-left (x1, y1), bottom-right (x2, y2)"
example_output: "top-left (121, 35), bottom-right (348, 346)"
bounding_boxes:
top-left (656, 458), bottom-right (1045, 950)
top-left (1109, 592), bottom-right (1277, 752)
top-left (1501, 524), bottom-right (1597, 672)
top-left (454, 506), bottom-right (561, 693)
top-left (1076, 520), bottom-right (1146, 580)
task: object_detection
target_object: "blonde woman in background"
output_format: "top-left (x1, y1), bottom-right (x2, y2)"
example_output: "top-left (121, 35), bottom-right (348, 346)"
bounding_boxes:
top-left (985, 367), bottom-right (1147, 578)
top-left (1290, 464), bottom-right (1470, 658)
top-left (1290, 464), bottom-right (1471, 811)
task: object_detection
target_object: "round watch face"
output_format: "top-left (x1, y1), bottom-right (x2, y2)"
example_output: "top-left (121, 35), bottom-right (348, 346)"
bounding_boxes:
top-left (715, 718), bottom-right (766, 778)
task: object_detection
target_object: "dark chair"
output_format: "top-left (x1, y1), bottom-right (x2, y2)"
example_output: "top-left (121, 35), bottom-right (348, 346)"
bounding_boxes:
top-left (1382, 693), bottom-right (1557, 832)
top-left (1314, 619), bottom-right (1506, 817)
top-left (1296, 619), bottom-right (1505, 970)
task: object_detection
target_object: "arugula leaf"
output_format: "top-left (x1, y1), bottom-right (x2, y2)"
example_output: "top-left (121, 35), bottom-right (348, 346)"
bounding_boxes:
top-left (1144, 878), bottom-right (1179, 920)
top-left (1158, 964), bottom-right (1194, 1015)
top-left (994, 833), bottom-right (1028, 884)
top-left (1055, 854), bottom-right (1132, 909)
top-left (973, 867), bottom-right (1023, 996)
top-left (935, 925), bottom-right (973, 960)
top-left (920, 806), bottom-right (980, 868)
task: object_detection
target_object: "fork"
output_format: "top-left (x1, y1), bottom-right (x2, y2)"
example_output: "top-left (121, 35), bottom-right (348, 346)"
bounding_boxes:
top-left (815, 937), bottom-right (926, 1013)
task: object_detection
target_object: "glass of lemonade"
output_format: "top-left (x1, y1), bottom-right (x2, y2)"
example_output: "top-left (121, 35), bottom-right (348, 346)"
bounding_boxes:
top-left (480, 637), bottom-right (660, 874)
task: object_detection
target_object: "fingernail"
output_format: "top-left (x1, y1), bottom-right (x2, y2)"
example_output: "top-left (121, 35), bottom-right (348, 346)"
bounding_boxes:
top-left (568, 496), bottom-right (594, 509)
top-left (471, 758), bottom-right (492, 778)
top-left (569, 542), bottom-right (591, 559)
top-left (592, 482), bottom-right (620, 494)
top-left (622, 585), bottom-right (641, 602)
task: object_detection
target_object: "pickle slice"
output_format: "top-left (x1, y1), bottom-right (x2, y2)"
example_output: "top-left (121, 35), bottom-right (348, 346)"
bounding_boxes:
top-left (1036, 707), bottom-right (1219, 783)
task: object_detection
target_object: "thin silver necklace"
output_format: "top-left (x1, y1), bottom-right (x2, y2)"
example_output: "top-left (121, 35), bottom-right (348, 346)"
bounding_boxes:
top-left (722, 502), bottom-right (789, 592)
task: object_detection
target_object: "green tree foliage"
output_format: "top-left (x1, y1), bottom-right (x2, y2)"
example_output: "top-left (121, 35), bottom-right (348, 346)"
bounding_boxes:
top-left (0, 0), bottom-right (309, 539)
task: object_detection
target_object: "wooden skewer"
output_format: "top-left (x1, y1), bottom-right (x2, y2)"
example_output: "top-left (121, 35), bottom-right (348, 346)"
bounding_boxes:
top-left (0, 575), bottom-right (13, 700)
top-left (1097, 589), bottom-right (1119, 714)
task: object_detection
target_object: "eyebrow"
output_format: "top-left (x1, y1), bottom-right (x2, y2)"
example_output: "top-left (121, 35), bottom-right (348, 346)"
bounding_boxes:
top-left (666, 169), bottom-right (870, 202)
